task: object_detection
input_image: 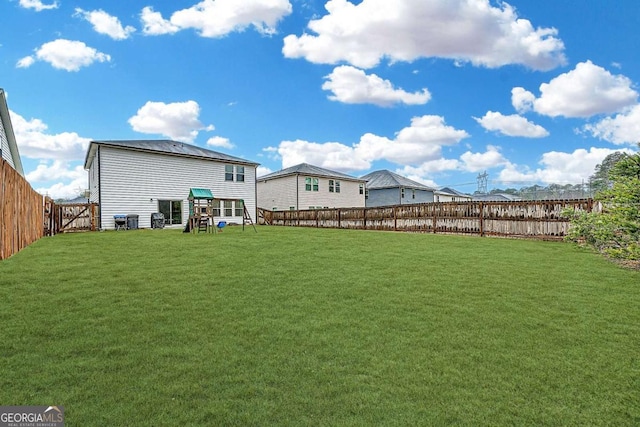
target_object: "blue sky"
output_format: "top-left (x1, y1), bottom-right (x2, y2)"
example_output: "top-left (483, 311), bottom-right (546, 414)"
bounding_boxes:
top-left (1, 0), bottom-right (639, 198)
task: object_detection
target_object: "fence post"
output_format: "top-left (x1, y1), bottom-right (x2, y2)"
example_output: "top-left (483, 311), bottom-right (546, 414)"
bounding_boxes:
top-left (432, 204), bottom-right (437, 233)
top-left (394, 205), bottom-right (397, 231)
top-left (363, 208), bottom-right (367, 230)
top-left (479, 202), bottom-right (484, 237)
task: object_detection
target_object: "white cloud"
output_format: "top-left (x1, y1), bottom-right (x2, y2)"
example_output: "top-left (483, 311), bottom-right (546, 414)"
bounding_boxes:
top-left (397, 159), bottom-right (461, 177)
top-left (35, 177), bottom-right (89, 200)
top-left (9, 110), bottom-right (91, 160)
top-left (584, 104), bottom-right (640, 145)
top-left (206, 136), bottom-right (234, 149)
top-left (498, 147), bottom-right (631, 184)
top-left (474, 111), bottom-right (549, 138)
top-left (19, 0), bottom-right (58, 12)
top-left (515, 61), bottom-right (638, 118)
top-left (511, 87), bottom-right (536, 113)
top-left (9, 112), bottom-right (91, 199)
top-left (17, 39), bottom-right (111, 72)
top-left (283, 0), bottom-right (566, 70)
top-left (276, 139), bottom-right (371, 171)
top-left (140, 6), bottom-right (180, 35)
top-left (128, 100), bottom-right (215, 143)
top-left (256, 166), bottom-right (273, 177)
top-left (322, 65), bottom-right (431, 106)
top-left (16, 56), bottom-right (35, 68)
top-left (266, 115), bottom-right (469, 172)
top-left (460, 145), bottom-right (508, 172)
top-left (26, 160), bottom-right (86, 183)
top-left (390, 146), bottom-right (507, 186)
top-left (74, 8), bottom-right (136, 40)
top-left (141, 0), bottom-right (292, 37)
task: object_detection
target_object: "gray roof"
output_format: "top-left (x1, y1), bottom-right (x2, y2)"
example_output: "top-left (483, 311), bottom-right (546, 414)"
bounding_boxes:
top-left (0, 89), bottom-right (24, 176)
top-left (361, 170), bottom-right (435, 191)
top-left (258, 163), bottom-right (365, 182)
top-left (438, 187), bottom-right (471, 197)
top-left (84, 139), bottom-right (259, 169)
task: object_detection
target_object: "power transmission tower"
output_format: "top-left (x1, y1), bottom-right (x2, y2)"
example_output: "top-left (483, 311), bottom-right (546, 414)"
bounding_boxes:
top-left (476, 171), bottom-right (488, 194)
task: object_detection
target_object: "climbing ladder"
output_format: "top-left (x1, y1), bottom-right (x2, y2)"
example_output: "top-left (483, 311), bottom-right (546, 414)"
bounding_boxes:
top-left (198, 216), bottom-right (210, 233)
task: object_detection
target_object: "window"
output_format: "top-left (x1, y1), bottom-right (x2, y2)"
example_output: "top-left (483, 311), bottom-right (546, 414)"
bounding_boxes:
top-left (329, 180), bottom-right (334, 192)
top-left (289, 206), bottom-right (295, 210)
top-left (225, 164), bottom-right (234, 181)
top-left (158, 200), bottom-right (182, 225)
top-left (236, 166), bottom-right (245, 182)
top-left (401, 188), bottom-right (405, 199)
top-left (224, 200), bottom-right (233, 216)
top-left (335, 181), bottom-right (341, 193)
top-left (305, 177), bottom-right (318, 191)
top-left (359, 184), bottom-right (364, 195)
top-left (234, 200), bottom-right (243, 217)
top-left (412, 189), bottom-right (416, 199)
top-left (212, 200), bottom-right (221, 216)
top-left (365, 189), bottom-right (369, 200)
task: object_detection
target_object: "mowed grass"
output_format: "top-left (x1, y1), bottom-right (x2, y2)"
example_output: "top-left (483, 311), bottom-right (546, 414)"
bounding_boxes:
top-left (0, 226), bottom-right (639, 426)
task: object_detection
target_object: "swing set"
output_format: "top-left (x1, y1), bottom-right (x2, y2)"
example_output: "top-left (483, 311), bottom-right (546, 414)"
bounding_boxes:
top-left (184, 188), bottom-right (256, 233)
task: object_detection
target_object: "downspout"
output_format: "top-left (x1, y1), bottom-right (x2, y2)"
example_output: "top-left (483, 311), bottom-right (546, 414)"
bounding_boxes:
top-left (296, 174), bottom-right (299, 210)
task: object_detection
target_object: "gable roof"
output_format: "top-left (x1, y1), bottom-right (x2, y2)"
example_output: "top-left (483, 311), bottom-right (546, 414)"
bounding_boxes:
top-left (361, 170), bottom-right (434, 191)
top-left (258, 163), bottom-right (365, 182)
top-left (84, 139), bottom-right (259, 169)
top-left (437, 187), bottom-right (471, 197)
top-left (0, 89), bottom-right (24, 176)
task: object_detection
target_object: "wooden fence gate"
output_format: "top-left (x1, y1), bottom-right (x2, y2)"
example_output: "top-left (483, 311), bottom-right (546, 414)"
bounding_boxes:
top-left (44, 199), bottom-right (99, 236)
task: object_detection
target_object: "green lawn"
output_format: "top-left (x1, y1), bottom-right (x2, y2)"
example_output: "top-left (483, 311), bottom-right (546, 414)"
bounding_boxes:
top-left (1, 226), bottom-right (639, 426)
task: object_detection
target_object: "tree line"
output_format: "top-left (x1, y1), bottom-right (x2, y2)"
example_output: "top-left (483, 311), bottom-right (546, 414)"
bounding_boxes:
top-left (564, 144), bottom-right (640, 265)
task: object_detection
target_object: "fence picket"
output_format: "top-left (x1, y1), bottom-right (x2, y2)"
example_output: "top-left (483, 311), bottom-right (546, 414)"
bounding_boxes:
top-left (258, 199), bottom-right (594, 240)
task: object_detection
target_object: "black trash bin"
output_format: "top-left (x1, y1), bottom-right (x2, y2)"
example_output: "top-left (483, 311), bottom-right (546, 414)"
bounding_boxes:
top-left (126, 214), bottom-right (139, 230)
top-left (151, 212), bottom-right (165, 229)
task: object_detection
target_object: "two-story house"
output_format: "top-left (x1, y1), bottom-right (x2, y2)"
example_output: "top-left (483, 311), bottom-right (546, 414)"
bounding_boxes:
top-left (257, 163), bottom-right (366, 211)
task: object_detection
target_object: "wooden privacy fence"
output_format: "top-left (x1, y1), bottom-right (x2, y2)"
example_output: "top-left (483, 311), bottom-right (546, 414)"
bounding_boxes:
top-left (259, 199), bottom-right (596, 240)
top-left (0, 158), bottom-right (44, 260)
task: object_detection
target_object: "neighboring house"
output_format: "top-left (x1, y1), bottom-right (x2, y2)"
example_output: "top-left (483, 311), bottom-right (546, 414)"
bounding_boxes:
top-left (0, 88), bottom-right (24, 176)
top-left (84, 140), bottom-right (259, 230)
top-left (361, 170), bottom-right (435, 207)
top-left (435, 187), bottom-right (472, 202)
top-left (472, 193), bottom-right (523, 202)
top-left (257, 163), bottom-right (366, 211)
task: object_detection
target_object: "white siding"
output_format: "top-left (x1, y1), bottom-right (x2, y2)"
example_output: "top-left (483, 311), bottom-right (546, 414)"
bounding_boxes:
top-left (97, 146), bottom-right (257, 230)
top-left (258, 175), bottom-right (365, 210)
top-left (0, 117), bottom-right (16, 169)
top-left (257, 175), bottom-right (298, 210)
top-left (299, 177), bottom-right (364, 209)
top-left (435, 193), bottom-right (472, 202)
